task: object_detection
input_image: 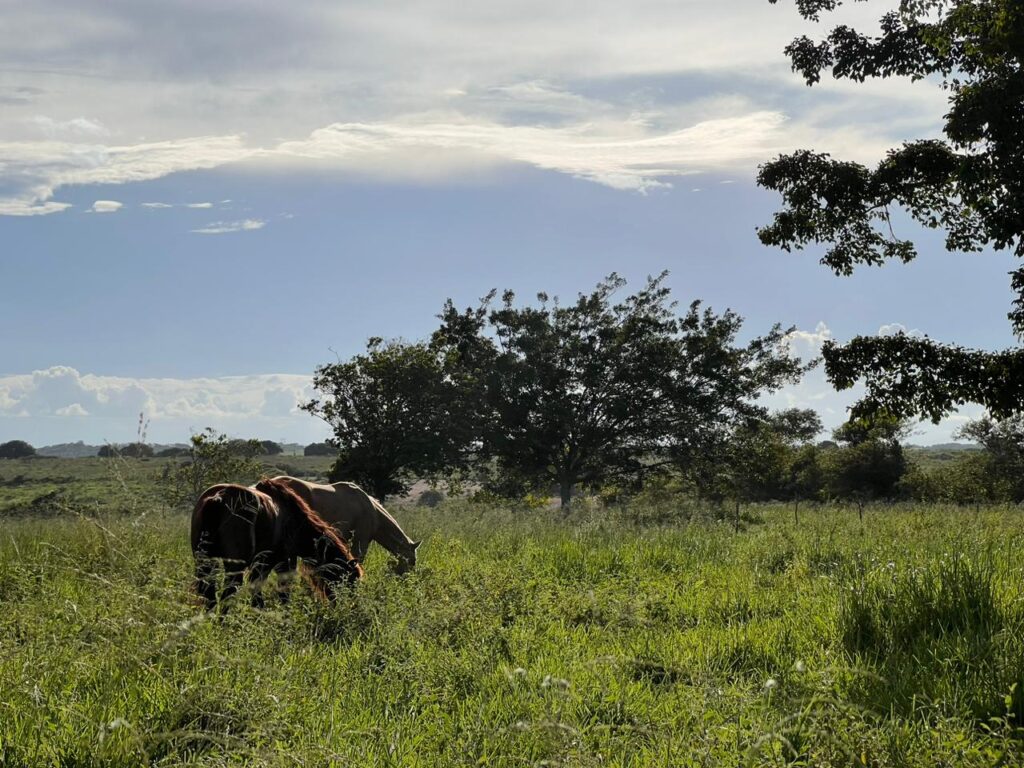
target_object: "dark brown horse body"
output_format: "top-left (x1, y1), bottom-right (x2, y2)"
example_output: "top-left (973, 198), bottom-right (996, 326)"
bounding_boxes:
top-left (190, 477), bottom-right (362, 610)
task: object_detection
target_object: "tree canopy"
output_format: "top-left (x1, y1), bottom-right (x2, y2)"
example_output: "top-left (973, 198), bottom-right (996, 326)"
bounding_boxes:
top-left (303, 339), bottom-right (473, 500)
top-left (303, 442), bottom-right (334, 457)
top-left (434, 273), bottom-right (809, 506)
top-left (0, 440), bottom-right (36, 459)
top-left (761, 0), bottom-right (1024, 421)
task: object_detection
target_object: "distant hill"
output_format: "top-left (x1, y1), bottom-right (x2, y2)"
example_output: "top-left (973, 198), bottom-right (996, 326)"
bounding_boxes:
top-left (37, 441), bottom-right (100, 458)
top-left (908, 442), bottom-right (982, 452)
top-left (906, 442), bottom-right (983, 469)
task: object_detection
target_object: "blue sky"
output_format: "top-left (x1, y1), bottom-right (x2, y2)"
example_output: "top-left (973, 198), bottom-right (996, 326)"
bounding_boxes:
top-left (0, 1), bottom-right (1016, 446)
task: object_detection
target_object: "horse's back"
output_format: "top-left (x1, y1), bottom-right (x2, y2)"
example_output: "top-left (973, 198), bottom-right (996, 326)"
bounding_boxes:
top-left (191, 483), bottom-right (274, 560)
top-left (270, 476), bottom-right (377, 535)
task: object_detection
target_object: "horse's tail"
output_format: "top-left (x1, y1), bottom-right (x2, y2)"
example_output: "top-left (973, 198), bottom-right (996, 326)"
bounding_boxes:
top-left (191, 487), bottom-right (226, 608)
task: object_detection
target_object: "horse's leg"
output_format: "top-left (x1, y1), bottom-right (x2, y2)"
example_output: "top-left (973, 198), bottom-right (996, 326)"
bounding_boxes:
top-left (354, 530), bottom-right (372, 563)
top-left (273, 557), bottom-right (297, 604)
top-left (193, 556), bottom-right (219, 610)
top-left (248, 554), bottom-right (273, 609)
top-left (219, 562), bottom-right (245, 612)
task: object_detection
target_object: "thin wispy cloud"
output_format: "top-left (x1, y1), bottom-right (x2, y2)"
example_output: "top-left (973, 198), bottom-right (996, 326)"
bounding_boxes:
top-left (0, 105), bottom-right (911, 214)
top-left (191, 218), bottom-right (266, 235)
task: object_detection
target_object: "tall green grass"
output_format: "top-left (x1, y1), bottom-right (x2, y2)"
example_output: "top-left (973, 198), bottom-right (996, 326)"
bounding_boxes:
top-left (2, 499), bottom-right (1023, 766)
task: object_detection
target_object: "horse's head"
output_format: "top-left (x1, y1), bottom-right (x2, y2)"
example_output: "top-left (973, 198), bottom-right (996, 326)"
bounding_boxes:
top-left (389, 539), bottom-right (421, 575)
top-left (313, 534), bottom-right (364, 588)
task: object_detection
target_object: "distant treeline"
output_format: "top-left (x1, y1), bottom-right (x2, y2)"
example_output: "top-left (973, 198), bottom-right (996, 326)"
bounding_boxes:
top-left (0, 439), bottom-right (325, 460)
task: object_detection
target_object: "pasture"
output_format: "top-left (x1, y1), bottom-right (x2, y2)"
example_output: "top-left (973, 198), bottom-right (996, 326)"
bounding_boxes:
top-left (2, 459), bottom-right (1024, 766)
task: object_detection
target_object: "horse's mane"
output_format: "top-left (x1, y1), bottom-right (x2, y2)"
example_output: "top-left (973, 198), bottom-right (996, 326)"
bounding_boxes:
top-left (253, 477), bottom-right (361, 569)
top-left (207, 483), bottom-right (272, 508)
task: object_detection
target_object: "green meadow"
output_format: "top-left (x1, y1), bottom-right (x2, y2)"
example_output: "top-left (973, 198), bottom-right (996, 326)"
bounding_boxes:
top-left (2, 459), bottom-right (1024, 766)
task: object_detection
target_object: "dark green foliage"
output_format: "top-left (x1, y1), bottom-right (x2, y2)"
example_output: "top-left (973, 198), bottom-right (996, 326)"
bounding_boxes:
top-left (259, 440), bottom-right (283, 455)
top-left (826, 415), bottom-right (908, 503)
top-left (702, 409), bottom-right (824, 503)
top-left (0, 439), bottom-right (35, 458)
top-left (155, 446), bottom-right (190, 458)
top-left (762, 0), bottom-right (1024, 421)
top-left (303, 441), bottom-right (333, 456)
top-left (956, 415), bottom-right (1024, 501)
top-left (304, 339), bottom-right (473, 500)
top-left (434, 274), bottom-right (808, 506)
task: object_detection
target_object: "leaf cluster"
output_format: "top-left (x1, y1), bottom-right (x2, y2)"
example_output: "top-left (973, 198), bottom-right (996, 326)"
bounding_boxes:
top-left (761, 0), bottom-right (1024, 422)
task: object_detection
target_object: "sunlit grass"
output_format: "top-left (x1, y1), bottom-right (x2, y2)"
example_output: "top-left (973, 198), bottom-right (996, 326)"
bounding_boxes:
top-left (2, 498), bottom-right (1023, 765)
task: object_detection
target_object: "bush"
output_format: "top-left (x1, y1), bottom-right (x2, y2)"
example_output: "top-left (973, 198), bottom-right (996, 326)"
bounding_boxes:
top-left (417, 488), bottom-right (446, 508)
top-left (0, 440), bottom-right (36, 459)
top-left (163, 429), bottom-right (263, 508)
top-left (304, 442), bottom-right (334, 457)
top-left (98, 443), bottom-right (154, 458)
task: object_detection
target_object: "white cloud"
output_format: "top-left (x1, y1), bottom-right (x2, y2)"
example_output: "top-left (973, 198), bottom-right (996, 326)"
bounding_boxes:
top-left (90, 199), bottom-right (122, 213)
top-left (29, 115), bottom-right (109, 139)
top-left (784, 321), bottom-right (831, 358)
top-left (2, 115), bottom-right (796, 213)
top-left (141, 201), bottom-right (173, 208)
top-left (0, 135), bottom-right (252, 215)
top-left (191, 218), bottom-right (266, 235)
top-left (55, 403), bottom-right (89, 416)
top-left (878, 322), bottom-right (924, 338)
top-left (0, 366), bottom-right (326, 445)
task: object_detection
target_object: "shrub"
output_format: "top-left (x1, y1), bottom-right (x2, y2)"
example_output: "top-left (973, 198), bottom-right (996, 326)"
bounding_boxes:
top-left (0, 440), bottom-right (36, 459)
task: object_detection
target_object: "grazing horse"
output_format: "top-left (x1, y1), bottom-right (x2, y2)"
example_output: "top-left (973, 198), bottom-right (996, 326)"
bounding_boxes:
top-left (190, 477), bottom-right (363, 610)
top-left (270, 476), bottom-right (420, 573)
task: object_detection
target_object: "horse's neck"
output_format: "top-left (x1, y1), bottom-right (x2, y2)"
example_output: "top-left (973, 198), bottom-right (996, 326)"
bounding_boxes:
top-left (369, 499), bottom-right (413, 554)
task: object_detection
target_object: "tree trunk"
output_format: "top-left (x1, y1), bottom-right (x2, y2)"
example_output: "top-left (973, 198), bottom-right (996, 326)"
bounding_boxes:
top-left (559, 478), bottom-right (573, 510)
top-left (794, 498), bottom-right (799, 526)
top-left (734, 500), bottom-right (740, 533)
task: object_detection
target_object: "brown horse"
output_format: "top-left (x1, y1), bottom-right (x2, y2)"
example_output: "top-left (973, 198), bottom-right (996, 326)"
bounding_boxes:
top-left (270, 476), bottom-right (420, 574)
top-left (190, 477), bottom-right (363, 610)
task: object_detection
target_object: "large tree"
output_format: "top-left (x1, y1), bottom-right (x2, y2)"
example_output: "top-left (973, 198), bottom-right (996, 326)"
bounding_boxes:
top-left (0, 440), bottom-right (35, 459)
top-left (303, 339), bottom-right (473, 500)
top-left (760, 0), bottom-right (1024, 421)
top-left (956, 415), bottom-right (1024, 501)
top-left (434, 274), bottom-right (808, 507)
top-left (825, 415), bottom-right (909, 510)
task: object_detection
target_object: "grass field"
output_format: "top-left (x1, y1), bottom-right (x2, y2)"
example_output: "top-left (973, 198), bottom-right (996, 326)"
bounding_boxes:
top-left (2, 458), bottom-right (1024, 766)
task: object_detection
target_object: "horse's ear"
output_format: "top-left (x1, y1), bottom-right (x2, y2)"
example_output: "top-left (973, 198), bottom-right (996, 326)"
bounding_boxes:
top-left (413, 540), bottom-right (422, 550)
